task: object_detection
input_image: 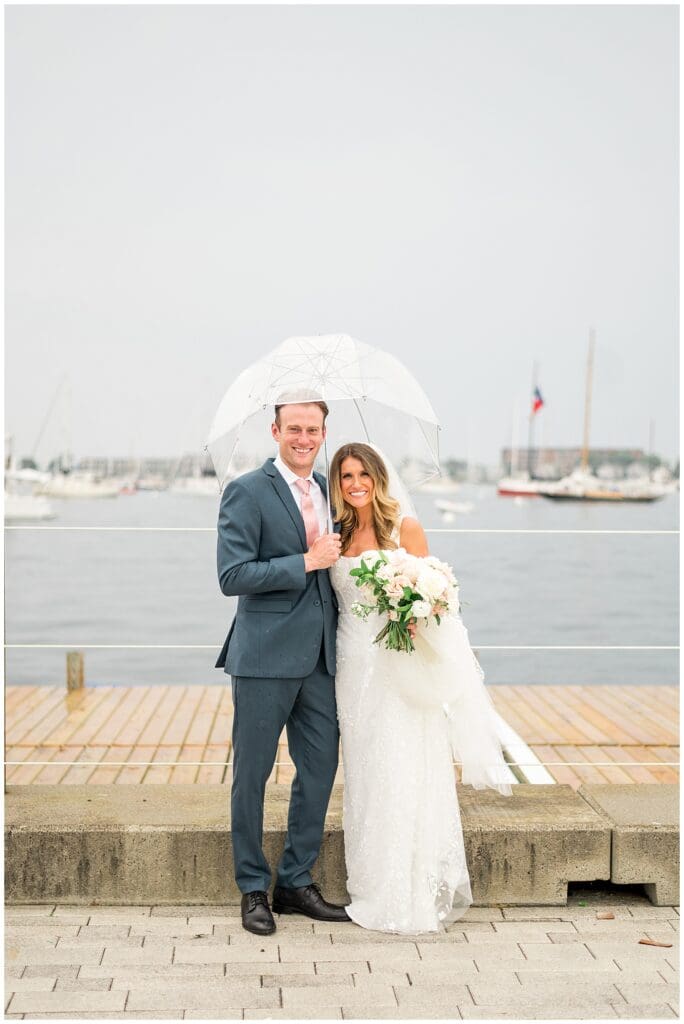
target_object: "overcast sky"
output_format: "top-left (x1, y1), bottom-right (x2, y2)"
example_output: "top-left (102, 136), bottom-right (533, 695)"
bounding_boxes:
top-left (5, 4), bottom-right (678, 467)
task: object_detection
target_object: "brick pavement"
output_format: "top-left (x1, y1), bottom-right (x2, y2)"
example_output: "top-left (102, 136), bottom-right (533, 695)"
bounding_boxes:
top-left (4, 894), bottom-right (679, 1020)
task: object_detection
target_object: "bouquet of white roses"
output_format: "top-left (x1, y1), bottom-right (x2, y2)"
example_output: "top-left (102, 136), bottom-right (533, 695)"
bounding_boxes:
top-left (349, 548), bottom-right (459, 653)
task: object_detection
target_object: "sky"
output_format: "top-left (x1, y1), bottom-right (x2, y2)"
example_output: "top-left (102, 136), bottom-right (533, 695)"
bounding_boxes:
top-left (5, 4), bottom-right (679, 467)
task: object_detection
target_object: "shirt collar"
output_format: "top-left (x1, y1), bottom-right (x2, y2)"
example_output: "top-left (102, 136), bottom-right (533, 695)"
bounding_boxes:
top-left (273, 454), bottom-right (317, 488)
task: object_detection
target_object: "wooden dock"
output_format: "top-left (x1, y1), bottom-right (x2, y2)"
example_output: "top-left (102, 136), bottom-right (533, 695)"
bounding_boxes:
top-left (4, 684), bottom-right (679, 788)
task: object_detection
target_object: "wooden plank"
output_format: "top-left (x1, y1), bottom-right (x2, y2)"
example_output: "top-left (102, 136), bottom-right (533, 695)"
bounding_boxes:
top-left (489, 692), bottom-right (538, 740)
top-left (161, 686), bottom-right (205, 746)
top-left (557, 688), bottom-right (646, 746)
top-left (528, 744), bottom-right (582, 788)
top-left (511, 685), bottom-right (595, 745)
top-left (595, 687), bottom-right (678, 742)
top-left (143, 745), bottom-right (181, 785)
top-left (115, 744), bottom-right (158, 785)
top-left (494, 688), bottom-right (562, 745)
top-left (29, 688), bottom-right (113, 747)
top-left (580, 686), bottom-right (676, 744)
top-left (32, 746), bottom-right (85, 784)
top-left (138, 687), bottom-right (187, 747)
top-left (5, 685), bottom-right (38, 713)
top-left (88, 685), bottom-right (150, 745)
top-left (537, 686), bottom-right (616, 745)
top-left (87, 745), bottom-right (134, 785)
top-left (114, 686), bottom-right (169, 746)
top-left (551, 744), bottom-right (612, 785)
top-left (67, 688), bottom-right (132, 746)
top-left (168, 745), bottom-right (202, 785)
top-left (197, 744), bottom-right (228, 784)
top-left (185, 686), bottom-right (223, 746)
top-left (5, 745), bottom-right (58, 784)
top-left (578, 745), bottom-right (635, 784)
top-left (597, 745), bottom-right (666, 785)
top-left (207, 687), bottom-right (232, 746)
top-left (5, 687), bottom-right (73, 745)
top-left (60, 746), bottom-right (109, 785)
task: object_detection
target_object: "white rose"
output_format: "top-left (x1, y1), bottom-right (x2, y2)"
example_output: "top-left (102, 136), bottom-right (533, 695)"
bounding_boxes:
top-left (416, 567), bottom-right (448, 604)
top-left (411, 599), bottom-right (432, 619)
top-left (360, 549), bottom-right (381, 564)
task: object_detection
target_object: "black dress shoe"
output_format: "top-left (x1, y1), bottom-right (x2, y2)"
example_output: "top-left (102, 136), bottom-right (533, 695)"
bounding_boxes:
top-left (241, 890), bottom-right (276, 935)
top-left (272, 882), bottom-right (351, 922)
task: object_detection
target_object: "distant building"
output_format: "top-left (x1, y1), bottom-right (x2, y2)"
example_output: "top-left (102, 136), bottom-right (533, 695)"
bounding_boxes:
top-left (501, 447), bottom-right (646, 479)
top-left (76, 453), bottom-right (215, 479)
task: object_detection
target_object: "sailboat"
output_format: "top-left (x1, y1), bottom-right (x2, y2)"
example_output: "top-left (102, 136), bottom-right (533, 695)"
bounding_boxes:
top-left (538, 332), bottom-right (665, 503)
top-left (497, 375), bottom-right (545, 497)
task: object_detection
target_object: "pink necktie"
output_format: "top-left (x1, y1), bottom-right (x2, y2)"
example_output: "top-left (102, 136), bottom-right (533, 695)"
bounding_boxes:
top-left (295, 478), bottom-right (320, 548)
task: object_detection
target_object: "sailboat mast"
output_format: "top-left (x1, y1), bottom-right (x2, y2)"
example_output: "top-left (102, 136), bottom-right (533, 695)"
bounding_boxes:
top-left (580, 329), bottom-right (595, 472)
top-left (527, 361), bottom-right (538, 478)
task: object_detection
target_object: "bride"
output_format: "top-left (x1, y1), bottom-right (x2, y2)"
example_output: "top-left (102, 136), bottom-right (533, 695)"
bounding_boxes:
top-left (328, 442), bottom-right (511, 935)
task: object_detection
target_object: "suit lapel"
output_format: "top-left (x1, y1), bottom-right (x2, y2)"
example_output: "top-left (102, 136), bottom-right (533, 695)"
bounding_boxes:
top-left (262, 460), bottom-right (307, 551)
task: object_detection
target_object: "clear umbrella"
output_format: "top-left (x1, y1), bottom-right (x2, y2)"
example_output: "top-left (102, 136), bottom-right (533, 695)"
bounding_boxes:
top-left (206, 334), bottom-right (442, 523)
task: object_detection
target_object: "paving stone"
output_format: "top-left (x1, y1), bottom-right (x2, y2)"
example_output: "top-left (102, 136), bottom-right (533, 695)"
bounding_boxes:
top-left (395, 984), bottom-right (472, 1008)
top-left (568, 928), bottom-right (677, 942)
top-left (126, 983), bottom-right (278, 1012)
top-left (6, 945), bottom-right (105, 966)
top-left (281, 941), bottom-right (419, 963)
top-left (518, 942), bottom-right (595, 960)
top-left (55, 977), bottom-right (113, 991)
top-left (587, 942), bottom-right (679, 959)
top-left (7, 915), bottom-right (90, 928)
top-left (614, 981), bottom-right (680, 1005)
top-left (492, 921), bottom-right (576, 937)
top-left (6, 926), bottom-right (81, 943)
top-left (9, 991), bottom-right (127, 1013)
top-left (74, 926), bottom-right (132, 940)
top-left (281, 982), bottom-right (397, 1008)
top-left (101, 945), bottom-right (173, 966)
top-left (406, 963), bottom-right (481, 982)
top-left (226, 961), bottom-right (315, 978)
top-left (343, 1008), bottom-right (459, 1020)
top-left (21, 1014), bottom-right (185, 1020)
top-left (175, 944), bottom-right (278, 964)
top-left (458, 1006), bottom-right (619, 1020)
top-left (513, 957), bottom-right (619, 973)
top-left (611, 1006), bottom-right (677, 1019)
top-left (628, 907), bottom-right (680, 920)
top-left (502, 906), bottom-right (632, 922)
top-left (56, 935), bottom-right (142, 949)
top-left (6, 906), bottom-right (56, 916)
top-left (215, 919), bottom-right (312, 938)
top-left (56, 906), bottom-right (153, 917)
top-left (418, 942), bottom-right (523, 960)
top-left (23, 966), bottom-right (79, 979)
top-left (263, 972), bottom-right (353, 988)
top-left (458, 907), bottom-right (505, 922)
top-left (467, 979), bottom-right (622, 1006)
top-left (244, 1009), bottom-right (341, 1019)
top-left (518, 969), bottom-right (665, 984)
top-left (5, 964), bottom-right (25, 978)
top-left (79, 964), bottom-right (224, 982)
top-left (232, 930), bottom-right (329, 947)
top-left (317, 960), bottom-right (369, 975)
top-left (152, 905), bottom-right (233, 917)
top-left (5, 976), bottom-right (58, 992)
top-left (183, 1013), bottom-right (244, 1021)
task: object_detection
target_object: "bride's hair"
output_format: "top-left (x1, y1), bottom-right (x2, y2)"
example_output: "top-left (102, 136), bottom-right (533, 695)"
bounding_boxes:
top-left (330, 443), bottom-right (402, 555)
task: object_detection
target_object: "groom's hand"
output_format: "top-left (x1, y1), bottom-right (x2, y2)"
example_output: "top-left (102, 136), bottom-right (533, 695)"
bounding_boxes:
top-left (304, 533), bottom-right (341, 572)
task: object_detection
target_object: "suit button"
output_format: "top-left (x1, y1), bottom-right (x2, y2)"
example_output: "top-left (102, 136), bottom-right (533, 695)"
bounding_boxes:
top-left (314, 600), bottom-right (321, 606)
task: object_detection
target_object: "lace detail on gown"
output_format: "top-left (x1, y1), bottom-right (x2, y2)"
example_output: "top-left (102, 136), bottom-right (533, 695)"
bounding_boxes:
top-left (329, 521), bottom-right (472, 934)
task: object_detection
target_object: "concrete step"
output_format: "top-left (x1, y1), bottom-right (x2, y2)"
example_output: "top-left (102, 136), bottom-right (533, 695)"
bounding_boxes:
top-left (6, 784), bottom-right (614, 907)
top-left (579, 783), bottom-right (679, 906)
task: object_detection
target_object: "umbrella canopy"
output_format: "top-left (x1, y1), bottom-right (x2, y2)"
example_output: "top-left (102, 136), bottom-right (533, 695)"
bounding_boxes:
top-left (206, 334), bottom-right (441, 492)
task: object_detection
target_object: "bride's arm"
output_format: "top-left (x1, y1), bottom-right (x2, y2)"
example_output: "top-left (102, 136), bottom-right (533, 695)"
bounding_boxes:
top-left (399, 516), bottom-right (429, 557)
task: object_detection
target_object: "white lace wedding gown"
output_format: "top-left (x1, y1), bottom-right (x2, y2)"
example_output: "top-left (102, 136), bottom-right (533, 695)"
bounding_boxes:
top-left (330, 525), bottom-right (474, 934)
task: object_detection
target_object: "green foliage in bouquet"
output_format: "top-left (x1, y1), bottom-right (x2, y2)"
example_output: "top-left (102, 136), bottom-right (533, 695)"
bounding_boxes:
top-left (350, 552), bottom-right (422, 653)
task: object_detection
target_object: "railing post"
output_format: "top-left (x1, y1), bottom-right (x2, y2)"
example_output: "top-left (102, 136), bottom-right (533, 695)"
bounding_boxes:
top-left (66, 651), bottom-right (84, 691)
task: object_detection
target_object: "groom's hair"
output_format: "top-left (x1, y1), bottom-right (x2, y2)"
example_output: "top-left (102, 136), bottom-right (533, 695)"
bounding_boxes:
top-left (274, 390), bottom-right (329, 427)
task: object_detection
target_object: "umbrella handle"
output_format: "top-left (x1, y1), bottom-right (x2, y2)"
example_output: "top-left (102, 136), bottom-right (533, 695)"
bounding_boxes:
top-left (324, 437), bottom-right (334, 533)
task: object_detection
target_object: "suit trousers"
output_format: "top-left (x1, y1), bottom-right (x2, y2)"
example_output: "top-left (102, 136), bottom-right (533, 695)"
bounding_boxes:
top-left (230, 650), bottom-right (339, 893)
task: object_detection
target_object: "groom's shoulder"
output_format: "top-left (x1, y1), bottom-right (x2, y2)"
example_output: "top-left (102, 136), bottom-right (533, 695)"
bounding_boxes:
top-left (226, 461), bottom-right (273, 495)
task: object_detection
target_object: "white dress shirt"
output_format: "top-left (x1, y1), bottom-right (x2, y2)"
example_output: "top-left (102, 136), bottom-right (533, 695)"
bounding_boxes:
top-left (273, 455), bottom-right (328, 537)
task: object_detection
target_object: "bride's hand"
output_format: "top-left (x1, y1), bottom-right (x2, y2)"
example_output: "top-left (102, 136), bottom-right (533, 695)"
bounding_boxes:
top-left (407, 618), bottom-right (417, 640)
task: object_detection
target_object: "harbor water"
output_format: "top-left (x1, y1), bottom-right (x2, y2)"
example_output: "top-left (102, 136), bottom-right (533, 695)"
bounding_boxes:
top-left (5, 485), bottom-right (679, 688)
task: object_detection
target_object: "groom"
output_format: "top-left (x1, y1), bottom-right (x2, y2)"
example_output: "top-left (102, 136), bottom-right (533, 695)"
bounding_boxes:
top-left (216, 393), bottom-right (350, 935)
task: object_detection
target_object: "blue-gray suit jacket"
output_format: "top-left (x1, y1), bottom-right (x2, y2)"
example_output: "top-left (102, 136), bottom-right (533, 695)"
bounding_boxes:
top-left (215, 458), bottom-right (338, 679)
